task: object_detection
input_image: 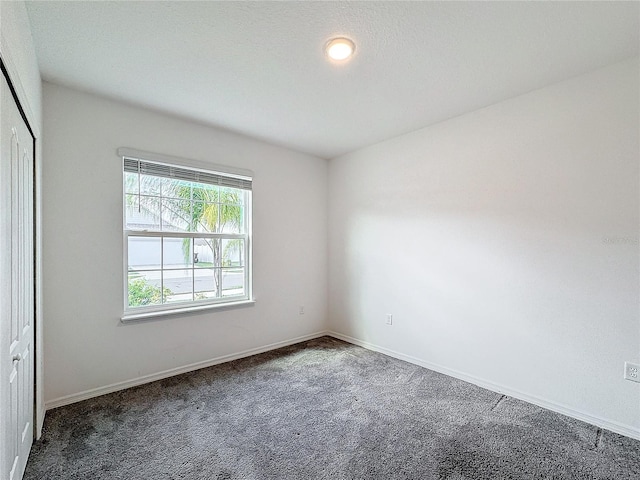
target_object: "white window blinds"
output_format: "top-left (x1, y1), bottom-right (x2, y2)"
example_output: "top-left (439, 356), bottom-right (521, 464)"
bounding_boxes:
top-left (123, 157), bottom-right (252, 191)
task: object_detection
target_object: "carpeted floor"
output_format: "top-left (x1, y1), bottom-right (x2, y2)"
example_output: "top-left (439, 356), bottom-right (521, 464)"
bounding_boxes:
top-left (25, 336), bottom-right (640, 479)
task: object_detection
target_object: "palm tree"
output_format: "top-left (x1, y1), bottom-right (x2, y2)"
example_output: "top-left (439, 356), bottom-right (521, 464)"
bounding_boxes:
top-left (126, 173), bottom-right (244, 295)
top-left (175, 183), bottom-right (243, 292)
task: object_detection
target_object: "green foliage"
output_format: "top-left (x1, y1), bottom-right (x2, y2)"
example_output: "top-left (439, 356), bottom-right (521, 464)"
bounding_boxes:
top-left (128, 277), bottom-right (172, 307)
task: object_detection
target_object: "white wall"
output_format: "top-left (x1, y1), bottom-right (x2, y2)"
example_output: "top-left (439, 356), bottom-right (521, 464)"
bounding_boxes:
top-left (329, 58), bottom-right (640, 438)
top-left (42, 82), bottom-right (328, 405)
top-left (0, 1), bottom-right (41, 123)
top-left (0, 1), bottom-right (45, 433)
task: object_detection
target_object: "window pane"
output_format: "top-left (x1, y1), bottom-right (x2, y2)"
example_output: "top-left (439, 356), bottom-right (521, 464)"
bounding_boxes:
top-left (220, 187), bottom-right (243, 205)
top-left (139, 174), bottom-right (161, 195)
top-left (126, 195), bottom-right (161, 230)
top-left (161, 177), bottom-right (191, 199)
top-left (193, 202), bottom-right (217, 233)
top-left (163, 269), bottom-right (193, 303)
top-left (128, 271), bottom-right (163, 307)
top-left (124, 194), bottom-right (139, 227)
top-left (124, 172), bottom-right (139, 195)
top-left (218, 204), bottom-right (244, 234)
top-left (194, 238), bottom-right (217, 267)
top-left (194, 268), bottom-right (217, 300)
top-left (192, 183), bottom-right (218, 203)
top-left (221, 239), bottom-right (244, 267)
top-left (128, 237), bottom-right (161, 270)
top-left (222, 268), bottom-right (244, 297)
top-left (163, 237), bottom-right (192, 269)
top-left (161, 198), bottom-right (191, 232)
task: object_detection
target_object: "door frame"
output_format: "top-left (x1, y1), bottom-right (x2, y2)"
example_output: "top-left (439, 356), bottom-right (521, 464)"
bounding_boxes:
top-left (0, 54), bottom-right (40, 448)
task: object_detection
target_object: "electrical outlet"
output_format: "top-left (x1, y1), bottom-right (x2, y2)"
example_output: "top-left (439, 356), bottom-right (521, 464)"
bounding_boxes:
top-left (386, 314), bottom-right (393, 325)
top-left (624, 362), bottom-right (640, 383)
top-left (299, 306), bottom-right (305, 315)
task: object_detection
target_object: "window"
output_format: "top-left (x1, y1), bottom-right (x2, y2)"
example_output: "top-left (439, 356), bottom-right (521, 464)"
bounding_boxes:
top-left (122, 153), bottom-right (252, 319)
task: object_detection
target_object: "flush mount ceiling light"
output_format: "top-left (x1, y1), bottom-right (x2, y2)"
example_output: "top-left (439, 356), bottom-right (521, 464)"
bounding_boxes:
top-left (325, 37), bottom-right (356, 62)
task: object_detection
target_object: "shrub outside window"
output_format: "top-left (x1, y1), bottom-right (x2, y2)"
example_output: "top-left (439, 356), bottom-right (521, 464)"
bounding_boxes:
top-left (123, 155), bottom-right (252, 317)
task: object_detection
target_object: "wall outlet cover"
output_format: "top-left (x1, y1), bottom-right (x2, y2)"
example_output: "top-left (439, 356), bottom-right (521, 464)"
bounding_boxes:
top-left (624, 362), bottom-right (640, 383)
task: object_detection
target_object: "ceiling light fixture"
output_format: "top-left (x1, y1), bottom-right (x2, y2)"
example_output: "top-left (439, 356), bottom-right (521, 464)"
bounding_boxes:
top-left (325, 37), bottom-right (355, 62)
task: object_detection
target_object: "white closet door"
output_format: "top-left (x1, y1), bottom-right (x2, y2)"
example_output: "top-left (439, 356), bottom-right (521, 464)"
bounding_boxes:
top-left (1, 70), bottom-right (35, 480)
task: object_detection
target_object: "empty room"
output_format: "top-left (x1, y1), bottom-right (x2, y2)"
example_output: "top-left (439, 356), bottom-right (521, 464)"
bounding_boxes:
top-left (1, 1), bottom-right (639, 479)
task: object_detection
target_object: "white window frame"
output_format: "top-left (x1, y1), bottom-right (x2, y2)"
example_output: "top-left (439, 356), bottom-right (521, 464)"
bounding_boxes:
top-left (119, 148), bottom-right (254, 322)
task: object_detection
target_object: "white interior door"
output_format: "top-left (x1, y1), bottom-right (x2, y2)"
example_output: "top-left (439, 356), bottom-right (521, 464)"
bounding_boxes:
top-left (1, 70), bottom-right (35, 480)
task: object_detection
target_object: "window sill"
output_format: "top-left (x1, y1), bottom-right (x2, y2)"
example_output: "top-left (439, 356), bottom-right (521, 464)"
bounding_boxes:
top-left (121, 299), bottom-right (255, 323)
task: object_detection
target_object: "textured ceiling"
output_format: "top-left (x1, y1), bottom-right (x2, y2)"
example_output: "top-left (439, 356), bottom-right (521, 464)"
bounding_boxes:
top-left (25, 1), bottom-right (639, 159)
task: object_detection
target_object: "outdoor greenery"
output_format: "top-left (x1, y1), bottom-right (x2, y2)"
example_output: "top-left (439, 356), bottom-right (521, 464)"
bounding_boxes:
top-left (128, 277), bottom-right (172, 307)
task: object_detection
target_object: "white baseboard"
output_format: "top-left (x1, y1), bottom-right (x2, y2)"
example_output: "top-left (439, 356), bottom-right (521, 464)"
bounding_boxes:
top-left (327, 331), bottom-right (640, 441)
top-left (45, 331), bottom-right (329, 411)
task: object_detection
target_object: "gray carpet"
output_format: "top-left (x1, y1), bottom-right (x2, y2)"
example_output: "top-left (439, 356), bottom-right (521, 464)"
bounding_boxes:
top-left (25, 336), bottom-right (640, 479)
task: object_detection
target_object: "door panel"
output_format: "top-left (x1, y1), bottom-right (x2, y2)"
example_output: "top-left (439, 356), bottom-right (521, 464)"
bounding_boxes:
top-left (1, 69), bottom-right (35, 480)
